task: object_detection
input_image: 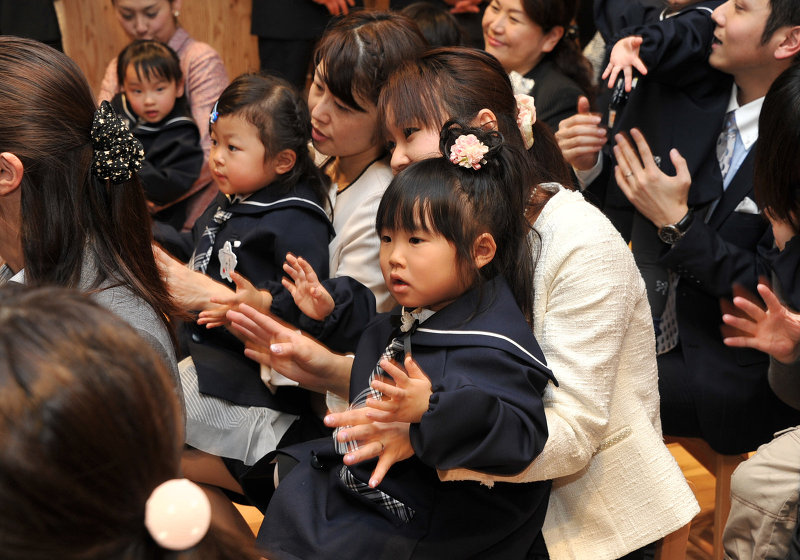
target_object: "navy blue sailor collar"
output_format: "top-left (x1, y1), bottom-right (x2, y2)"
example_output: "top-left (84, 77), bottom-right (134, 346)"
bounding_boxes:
top-left (216, 180), bottom-right (331, 227)
top-left (390, 276), bottom-right (556, 385)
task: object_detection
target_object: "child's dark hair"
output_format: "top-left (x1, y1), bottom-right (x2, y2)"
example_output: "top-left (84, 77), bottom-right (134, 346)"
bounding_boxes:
top-left (0, 285), bottom-right (258, 560)
top-left (755, 63), bottom-right (800, 233)
top-left (313, 11), bottom-right (426, 112)
top-left (376, 123), bottom-right (535, 325)
top-left (212, 73), bottom-right (329, 205)
top-left (400, 2), bottom-right (464, 47)
top-left (116, 39), bottom-right (182, 87)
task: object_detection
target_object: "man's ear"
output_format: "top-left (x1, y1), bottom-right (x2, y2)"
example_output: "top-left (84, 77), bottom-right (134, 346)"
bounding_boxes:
top-left (475, 108), bottom-right (499, 130)
top-left (775, 26), bottom-right (800, 60)
top-left (273, 149), bottom-right (297, 175)
top-left (473, 232), bottom-right (497, 269)
top-left (0, 152), bottom-right (23, 196)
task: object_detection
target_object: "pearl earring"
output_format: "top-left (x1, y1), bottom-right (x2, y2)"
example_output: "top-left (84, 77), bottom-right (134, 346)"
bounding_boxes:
top-left (173, 10), bottom-right (180, 18)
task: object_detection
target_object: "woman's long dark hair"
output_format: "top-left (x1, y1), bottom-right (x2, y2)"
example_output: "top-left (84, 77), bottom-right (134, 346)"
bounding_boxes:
top-left (0, 37), bottom-right (176, 337)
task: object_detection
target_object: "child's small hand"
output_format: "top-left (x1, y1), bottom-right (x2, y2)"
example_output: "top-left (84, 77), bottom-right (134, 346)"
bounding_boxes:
top-left (602, 36), bottom-right (649, 91)
top-left (197, 271), bottom-right (272, 328)
top-left (366, 356), bottom-right (432, 424)
top-left (282, 253), bottom-right (335, 321)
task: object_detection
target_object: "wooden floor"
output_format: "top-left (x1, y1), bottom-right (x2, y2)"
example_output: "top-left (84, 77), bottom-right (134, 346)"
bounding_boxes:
top-left (234, 442), bottom-right (719, 559)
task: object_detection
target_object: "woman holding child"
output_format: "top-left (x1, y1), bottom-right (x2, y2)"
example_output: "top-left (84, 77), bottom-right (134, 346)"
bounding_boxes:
top-left (101, 0), bottom-right (229, 228)
top-left (228, 46), bottom-right (698, 559)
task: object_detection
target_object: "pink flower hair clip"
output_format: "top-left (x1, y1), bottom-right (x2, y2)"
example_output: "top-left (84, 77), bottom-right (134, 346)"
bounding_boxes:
top-left (515, 94), bottom-right (536, 150)
top-left (449, 134), bottom-right (489, 170)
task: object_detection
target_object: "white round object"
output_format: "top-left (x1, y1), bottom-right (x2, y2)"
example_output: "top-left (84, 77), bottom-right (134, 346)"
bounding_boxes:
top-left (144, 479), bottom-right (212, 551)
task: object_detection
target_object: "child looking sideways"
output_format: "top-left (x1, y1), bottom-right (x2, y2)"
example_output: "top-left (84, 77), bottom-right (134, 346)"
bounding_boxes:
top-left (161, 73), bottom-right (334, 473)
top-left (113, 39), bottom-right (204, 230)
top-left (230, 124), bottom-right (556, 558)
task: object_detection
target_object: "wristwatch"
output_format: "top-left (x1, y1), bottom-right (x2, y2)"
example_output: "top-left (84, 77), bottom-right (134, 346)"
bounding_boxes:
top-left (658, 209), bottom-right (694, 245)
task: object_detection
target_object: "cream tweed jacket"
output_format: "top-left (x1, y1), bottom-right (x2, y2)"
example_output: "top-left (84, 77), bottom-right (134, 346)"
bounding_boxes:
top-left (440, 186), bottom-right (699, 560)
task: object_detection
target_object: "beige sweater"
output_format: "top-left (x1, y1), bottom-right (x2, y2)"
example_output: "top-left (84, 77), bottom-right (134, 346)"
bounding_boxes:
top-left (440, 186), bottom-right (699, 560)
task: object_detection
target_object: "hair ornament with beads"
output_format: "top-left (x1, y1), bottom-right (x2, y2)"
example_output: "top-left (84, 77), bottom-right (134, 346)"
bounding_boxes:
top-left (515, 94), bottom-right (536, 150)
top-left (449, 134), bottom-right (489, 170)
top-left (90, 100), bottom-right (144, 184)
top-left (144, 478), bottom-right (212, 551)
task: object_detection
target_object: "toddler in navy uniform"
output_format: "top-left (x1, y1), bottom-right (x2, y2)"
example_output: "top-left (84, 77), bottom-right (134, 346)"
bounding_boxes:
top-left (112, 40), bottom-right (204, 230)
top-left (231, 123), bottom-right (556, 559)
top-left (162, 73), bottom-right (334, 480)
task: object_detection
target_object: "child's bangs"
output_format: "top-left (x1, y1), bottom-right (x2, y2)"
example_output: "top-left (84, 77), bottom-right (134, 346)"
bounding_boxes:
top-left (376, 159), bottom-right (466, 242)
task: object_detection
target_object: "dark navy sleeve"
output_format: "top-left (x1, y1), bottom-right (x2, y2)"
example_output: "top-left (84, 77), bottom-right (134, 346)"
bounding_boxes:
top-left (760, 236), bottom-right (800, 311)
top-left (612, 5), bottom-right (719, 87)
top-left (409, 347), bottom-right (550, 476)
top-left (139, 122), bottom-right (204, 206)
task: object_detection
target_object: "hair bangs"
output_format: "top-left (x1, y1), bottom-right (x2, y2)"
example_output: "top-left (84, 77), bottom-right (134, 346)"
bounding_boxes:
top-left (314, 37), bottom-right (370, 112)
top-left (379, 61), bottom-right (449, 133)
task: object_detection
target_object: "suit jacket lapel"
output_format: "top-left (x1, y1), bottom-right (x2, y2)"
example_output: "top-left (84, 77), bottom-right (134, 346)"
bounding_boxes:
top-left (707, 148), bottom-right (756, 230)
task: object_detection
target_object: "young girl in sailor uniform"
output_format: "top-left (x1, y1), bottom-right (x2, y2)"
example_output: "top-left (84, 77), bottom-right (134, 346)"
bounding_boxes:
top-left (245, 123), bottom-right (557, 559)
top-left (169, 73), bottom-right (334, 471)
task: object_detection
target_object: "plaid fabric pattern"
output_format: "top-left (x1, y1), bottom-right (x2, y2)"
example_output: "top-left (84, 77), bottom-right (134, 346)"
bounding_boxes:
top-left (334, 336), bottom-right (406, 455)
top-left (339, 465), bottom-right (415, 523)
top-left (656, 270), bottom-right (679, 355)
top-left (716, 111), bottom-right (737, 179)
top-left (191, 206), bottom-right (233, 274)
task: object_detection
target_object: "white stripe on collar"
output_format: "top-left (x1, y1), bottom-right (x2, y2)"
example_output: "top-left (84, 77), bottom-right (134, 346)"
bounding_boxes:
top-left (239, 196), bottom-right (327, 215)
top-left (415, 327), bottom-right (548, 370)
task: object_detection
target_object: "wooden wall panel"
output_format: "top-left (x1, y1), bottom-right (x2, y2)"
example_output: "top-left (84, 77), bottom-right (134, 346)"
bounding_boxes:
top-left (56, 0), bottom-right (258, 97)
top-left (56, 0), bottom-right (390, 97)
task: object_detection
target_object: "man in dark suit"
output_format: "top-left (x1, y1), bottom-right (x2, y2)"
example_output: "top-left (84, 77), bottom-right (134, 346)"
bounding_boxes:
top-left (556, 0), bottom-right (800, 454)
top-left (251, 0), bottom-right (362, 90)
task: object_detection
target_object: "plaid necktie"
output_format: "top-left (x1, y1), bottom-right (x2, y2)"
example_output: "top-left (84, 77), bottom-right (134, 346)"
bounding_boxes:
top-left (335, 329), bottom-right (415, 523)
top-left (655, 270), bottom-right (679, 355)
top-left (191, 206), bottom-right (233, 274)
top-left (716, 111), bottom-right (737, 179)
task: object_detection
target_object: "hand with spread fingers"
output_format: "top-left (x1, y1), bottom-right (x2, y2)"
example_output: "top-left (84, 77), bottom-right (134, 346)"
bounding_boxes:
top-left (324, 407), bottom-right (414, 488)
top-left (722, 282), bottom-right (800, 365)
top-left (227, 304), bottom-right (352, 397)
top-left (602, 36), bottom-right (648, 91)
top-left (613, 128), bottom-right (691, 228)
top-left (282, 253), bottom-right (335, 321)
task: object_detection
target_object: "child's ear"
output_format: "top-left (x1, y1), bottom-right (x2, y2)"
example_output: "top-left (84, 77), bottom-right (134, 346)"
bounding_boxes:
top-left (273, 149), bottom-right (297, 175)
top-left (0, 152), bottom-right (24, 195)
top-left (472, 232), bottom-right (496, 269)
top-left (775, 25), bottom-right (800, 61)
top-left (176, 77), bottom-right (185, 98)
top-left (474, 108), bottom-right (498, 131)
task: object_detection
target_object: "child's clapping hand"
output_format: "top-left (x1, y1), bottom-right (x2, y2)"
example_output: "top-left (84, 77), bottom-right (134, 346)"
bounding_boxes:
top-left (366, 356), bottom-right (433, 424)
top-left (282, 253), bottom-right (335, 320)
